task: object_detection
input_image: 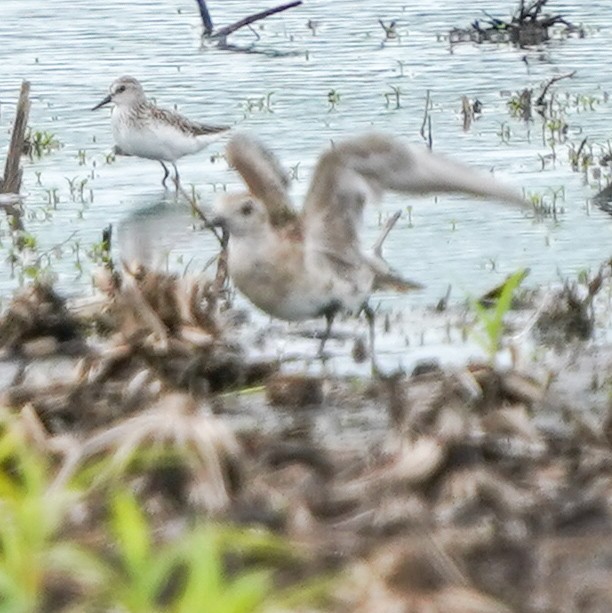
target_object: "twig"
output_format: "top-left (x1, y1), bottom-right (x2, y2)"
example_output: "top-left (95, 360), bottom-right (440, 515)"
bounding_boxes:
top-left (435, 285), bottom-right (452, 312)
top-left (535, 71), bottom-right (576, 107)
top-left (373, 210), bottom-right (401, 257)
top-left (32, 230), bottom-right (78, 269)
top-left (209, 227), bottom-right (229, 311)
top-left (177, 185), bottom-right (230, 312)
top-left (420, 90), bottom-right (432, 149)
top-left (209, 1), bottom-right (302, 41)
top-left (575, 136), bottom-right (588, 162)
top-left (177, 184), bottom-right (224, 246)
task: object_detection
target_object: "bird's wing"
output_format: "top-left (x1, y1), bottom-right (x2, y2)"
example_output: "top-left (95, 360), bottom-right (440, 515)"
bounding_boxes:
top-left (302, 132), bottom-right (528, 259)
top-left (149, 106), bottom-right (230, 137)
top-left (225, 133), bottom-right (298, 228)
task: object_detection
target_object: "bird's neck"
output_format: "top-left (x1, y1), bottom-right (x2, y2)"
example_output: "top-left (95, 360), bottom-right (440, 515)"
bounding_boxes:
top-left (114, 99), bottom-right (149, 121)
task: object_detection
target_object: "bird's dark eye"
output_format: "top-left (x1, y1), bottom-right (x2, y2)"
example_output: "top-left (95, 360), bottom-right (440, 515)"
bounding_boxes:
top-left (116, 85), bottom-right (126, 94)
top-left (240, 202), bottom-right (253, 216)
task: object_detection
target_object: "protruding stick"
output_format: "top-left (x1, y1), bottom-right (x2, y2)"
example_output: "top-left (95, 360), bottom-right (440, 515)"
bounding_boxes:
top-left (373, 210), bottom-right (402, 258)
top-left (210, 1), bottom-right (302, 40)
top-left (2, 80), bottom-right (30, 238)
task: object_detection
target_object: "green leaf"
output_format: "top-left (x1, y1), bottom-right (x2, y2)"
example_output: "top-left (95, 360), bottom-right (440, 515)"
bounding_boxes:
top-left (110, 490), bottom-right (151, 576)
top-left (470, 268), bottom-right (526, 359)
top-left (216, 569), bottom-right (271, 613)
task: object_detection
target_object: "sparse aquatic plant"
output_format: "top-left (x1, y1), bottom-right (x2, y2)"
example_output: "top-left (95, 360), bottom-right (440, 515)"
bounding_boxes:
top-left (471, 268), bottom-right (527, 361)
top-left (65, 176), bottom-right (90, 204)
top-left (568, 137), bottom-right (592, 172)
top-left (45, 188), bottom-right (60, 209)
top-left (239, 93), bottom-right (275, 117)
top-left (507, 88), bottom-right (532, 120)
top-left (525, 189), bottom-right (565, 220)
top-left (384, 85), bottom-right (402, 109)
top-left (545, 116), bottom-right (568, 144)
top-left (289, 162), bottom-right (300, 180)
top-left (22, 129), bottom-right (61, 158)
top-left (497, 121), bottom-right (511, 144)
top-left (327, 89), bottom-right (341, 112)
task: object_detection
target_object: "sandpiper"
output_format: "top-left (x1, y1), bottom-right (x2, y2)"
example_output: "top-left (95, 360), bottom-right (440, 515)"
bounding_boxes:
top-left (92, 76), bottom-right (230, 187)
top-left (212, 132), bottom-right (529, 361)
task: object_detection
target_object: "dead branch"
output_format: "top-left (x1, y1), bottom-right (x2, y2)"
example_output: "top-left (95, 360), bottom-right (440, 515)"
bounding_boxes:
top-left (198, 1), bottom-right (303, 43)
top-left (535, 70), bottom-right (576, 107)
top-left (177, 184), bottom-right (224, 246)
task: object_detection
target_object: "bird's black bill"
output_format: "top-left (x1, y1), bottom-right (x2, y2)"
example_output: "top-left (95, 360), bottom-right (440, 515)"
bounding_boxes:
top-left (207, 216), bottom-right (226, 229)
top-left (91, 94), bottom-right (112, 111)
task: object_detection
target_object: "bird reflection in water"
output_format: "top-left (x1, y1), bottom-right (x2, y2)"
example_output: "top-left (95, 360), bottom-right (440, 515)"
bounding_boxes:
top-left (116, 193), bottom-right (197, 272)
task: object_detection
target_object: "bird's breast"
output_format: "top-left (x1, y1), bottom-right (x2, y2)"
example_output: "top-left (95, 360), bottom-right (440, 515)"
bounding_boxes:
top-left (227, 239), bottom-right (325, 321)
top-left (110, 109), bottom-right (203, 161)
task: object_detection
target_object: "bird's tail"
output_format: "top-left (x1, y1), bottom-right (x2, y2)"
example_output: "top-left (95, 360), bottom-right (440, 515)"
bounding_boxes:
top-left (367, 254), bottom-right (425, 293)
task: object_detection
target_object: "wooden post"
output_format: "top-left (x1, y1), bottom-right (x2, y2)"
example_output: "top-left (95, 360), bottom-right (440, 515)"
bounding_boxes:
top-left (2, 81), bottom-right (30, 194)
top-left (1, 80), bottom-right (30, 236)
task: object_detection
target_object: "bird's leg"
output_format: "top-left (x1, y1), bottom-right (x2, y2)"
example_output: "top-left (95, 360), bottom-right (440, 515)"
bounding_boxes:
top-left (361, 303), bottom-right (380, 376)
top-left (318, 310), bottom-right (335, 358)
top-left (160, 161), bottom-right (170, 187)
top-left (171, 162), bottom-right (180, 189)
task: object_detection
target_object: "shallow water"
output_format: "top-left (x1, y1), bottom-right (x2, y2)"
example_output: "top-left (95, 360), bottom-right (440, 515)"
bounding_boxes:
top-left (0, 0), bottom-right (611, 315)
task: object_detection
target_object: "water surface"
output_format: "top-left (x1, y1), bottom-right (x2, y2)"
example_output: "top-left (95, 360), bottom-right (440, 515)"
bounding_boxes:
top-left (0, 0), bottom-right (611, 314)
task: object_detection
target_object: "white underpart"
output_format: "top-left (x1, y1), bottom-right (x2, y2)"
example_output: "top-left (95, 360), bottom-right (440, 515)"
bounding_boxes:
top-left (111, 107), bottom-right (220, 162)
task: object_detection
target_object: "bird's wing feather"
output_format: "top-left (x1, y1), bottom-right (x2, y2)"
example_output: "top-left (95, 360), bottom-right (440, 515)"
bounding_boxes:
top-left (149, 106), bottom-right (230, 137)
top-left (226, 133), bottom-right (298, 228)
top-left (302, 133), bottom-right (528, 258)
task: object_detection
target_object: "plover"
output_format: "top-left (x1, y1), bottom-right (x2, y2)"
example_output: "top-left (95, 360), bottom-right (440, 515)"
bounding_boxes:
top-left (212, 132), bottom-right (529, 359)
top-left (92, 76), bottom-right (229, 187)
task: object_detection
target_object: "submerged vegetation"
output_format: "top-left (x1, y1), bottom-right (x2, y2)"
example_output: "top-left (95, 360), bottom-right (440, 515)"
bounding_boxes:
top-left (22, 129), bottom-right (61, 159)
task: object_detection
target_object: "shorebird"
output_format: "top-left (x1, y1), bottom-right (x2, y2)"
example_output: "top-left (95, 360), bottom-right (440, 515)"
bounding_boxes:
top-left (92, 76), bottom-right (230, 187)
top-left (211, 132), bottom-right (529, 361)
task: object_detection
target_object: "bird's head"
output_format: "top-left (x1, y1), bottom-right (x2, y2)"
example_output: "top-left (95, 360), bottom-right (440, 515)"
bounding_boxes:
top-left (210, 193), bottom-right (271, 239)
top-left (92, 76), bottom-right (146, 111)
